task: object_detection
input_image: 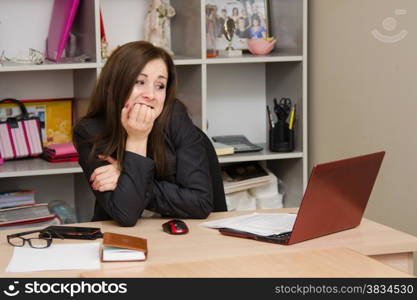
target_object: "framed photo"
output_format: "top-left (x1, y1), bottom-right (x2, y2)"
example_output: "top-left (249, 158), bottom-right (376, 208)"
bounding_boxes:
top-left (205, 0), bottom-right (269, 52)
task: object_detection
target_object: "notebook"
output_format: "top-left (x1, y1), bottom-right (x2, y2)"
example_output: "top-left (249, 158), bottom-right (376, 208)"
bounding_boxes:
top-left (102, 232), bottom-right (148, 262)
top-left (46, 0), bottom-right (80, 62)
top-left (217, 151), bottom-right (385, 245)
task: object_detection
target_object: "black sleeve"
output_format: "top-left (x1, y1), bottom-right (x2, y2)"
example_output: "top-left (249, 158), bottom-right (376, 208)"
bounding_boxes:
top-left (146, 105), bottom-right (214, 219)
top-left (73, 121), bottom-right (155, 227)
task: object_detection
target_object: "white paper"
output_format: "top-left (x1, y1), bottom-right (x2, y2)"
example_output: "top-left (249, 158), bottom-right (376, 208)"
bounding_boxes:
top-left (6, 242), bottom-right (100, 272)
top-left (200, 213), bottom-right (297, 236)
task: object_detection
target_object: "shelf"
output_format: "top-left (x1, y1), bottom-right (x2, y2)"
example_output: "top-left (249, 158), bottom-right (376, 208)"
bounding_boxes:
top-left (218, 144), bottom-right (303, 164)
top-left (0, 159), bottom-right (82, 178)
top-left (0, 61), bottom-right (99, 72)
top-left (205, 52), bottom-right (303, 65)
top-left (173, 55), bottom-right (203, 65)
top-left (99, 56), bottom-right (203, 68)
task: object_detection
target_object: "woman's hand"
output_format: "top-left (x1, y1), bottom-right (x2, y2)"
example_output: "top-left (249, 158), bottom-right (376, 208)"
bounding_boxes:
top-left (121, 102), bottom-right (158, 156)
top-left (90, 155), bottom-right (120, 192)
top-left (121, 102), bottom-right (157, 141)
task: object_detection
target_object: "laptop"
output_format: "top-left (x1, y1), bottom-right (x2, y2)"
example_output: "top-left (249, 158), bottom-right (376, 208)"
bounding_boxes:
top-left (219, 151), bottom-right (385, 245)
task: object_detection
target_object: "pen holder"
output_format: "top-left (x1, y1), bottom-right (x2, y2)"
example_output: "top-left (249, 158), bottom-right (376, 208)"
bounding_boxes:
top-left (269, 121), bottom-right (295, 152)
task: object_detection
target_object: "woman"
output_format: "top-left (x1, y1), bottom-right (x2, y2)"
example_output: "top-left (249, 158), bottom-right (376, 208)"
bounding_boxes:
top-left (73, 41), bottom-right (223, 226)
top-left (249, 15), bottom-right (266, 38)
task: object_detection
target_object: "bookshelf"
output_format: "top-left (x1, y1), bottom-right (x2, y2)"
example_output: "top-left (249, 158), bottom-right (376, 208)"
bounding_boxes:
top-left (0, 0), bottom-right (308, 222)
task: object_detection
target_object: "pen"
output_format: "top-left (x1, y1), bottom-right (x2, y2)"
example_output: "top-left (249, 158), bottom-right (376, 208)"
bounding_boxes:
top-left (267, 105), bottom-right (275, 128)
top-left (289, 104), bottom-right (296, 130)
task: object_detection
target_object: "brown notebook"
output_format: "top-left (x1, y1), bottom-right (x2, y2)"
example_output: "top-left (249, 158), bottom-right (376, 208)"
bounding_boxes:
top-left (102, 232), bottom-right (148, 262)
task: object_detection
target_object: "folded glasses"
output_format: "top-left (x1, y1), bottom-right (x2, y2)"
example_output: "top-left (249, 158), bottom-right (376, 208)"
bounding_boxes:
top-left (7, 229), bottom-right (64, 249)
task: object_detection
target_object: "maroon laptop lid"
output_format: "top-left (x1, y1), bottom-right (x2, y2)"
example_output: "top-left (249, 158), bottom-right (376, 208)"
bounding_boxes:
top-left (288, 151), bottom-right (385, 245)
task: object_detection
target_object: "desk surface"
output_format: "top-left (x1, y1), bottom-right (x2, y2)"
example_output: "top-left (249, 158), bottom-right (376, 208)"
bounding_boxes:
top-left (1, 208), bottom-right (417, 277)
top-left (81, 248), bottom-right (412, 278)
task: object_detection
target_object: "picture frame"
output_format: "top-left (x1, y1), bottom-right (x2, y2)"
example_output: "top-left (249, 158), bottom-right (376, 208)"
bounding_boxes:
top-left (205, 0), bottom-right (269, 52)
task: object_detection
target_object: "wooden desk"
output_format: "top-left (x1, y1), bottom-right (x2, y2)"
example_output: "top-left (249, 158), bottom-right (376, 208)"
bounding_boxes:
top-left (81, 248), bottom-right (412, 278)
top-left (1, 208), bottom-right (416, 277)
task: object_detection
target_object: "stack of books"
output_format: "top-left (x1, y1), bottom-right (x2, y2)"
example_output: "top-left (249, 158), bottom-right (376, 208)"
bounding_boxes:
top-left (221, 162), bottom-right (273, 194)
top-left (0, 191), bottom-right (61, 230)
top-left (0, 190), bottom-right (36, 209)
top-left (42, 142), bottom-right (79, 163)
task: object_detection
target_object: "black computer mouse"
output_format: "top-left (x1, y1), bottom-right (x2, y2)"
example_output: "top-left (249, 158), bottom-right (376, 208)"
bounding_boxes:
top-left (162, 219), bottom-right (189, 235)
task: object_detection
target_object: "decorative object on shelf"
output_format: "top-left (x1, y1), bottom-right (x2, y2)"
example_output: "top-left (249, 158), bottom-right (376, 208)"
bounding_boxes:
top-left (247, 37), bottom-right (276, 55)
top-left (0, 98), bottom-right (43, 161)
top-left (205, 0), bottom-right (269, 53)
top-left (0, 48), bottom-right (45, 65)
top-left (100, 8), bottom-right (110, 60)
top-left (0, 98), bottom-right (73, 146)
top-left (46, 0), bottom-right (80, 62)
top-left (219, 17), bottom-right (242, 57)
top-left (144, 0), bottom-right (176, 55)
top-left (206, 5), bottom-right (219, 58)
top-left (0, 50), bottom-right (5, 66)
top-left (269, 97), bottom-right (295, 152)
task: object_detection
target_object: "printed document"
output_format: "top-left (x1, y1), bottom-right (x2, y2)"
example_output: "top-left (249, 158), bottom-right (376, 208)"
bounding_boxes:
top-left (6, 242), bottom-right (100, 272)
top-left (200, 213), bottom-right (297, 236)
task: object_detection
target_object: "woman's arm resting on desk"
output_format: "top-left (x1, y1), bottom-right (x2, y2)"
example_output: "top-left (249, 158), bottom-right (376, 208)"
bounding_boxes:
top-left (74, 123), bottom-right (155, 227)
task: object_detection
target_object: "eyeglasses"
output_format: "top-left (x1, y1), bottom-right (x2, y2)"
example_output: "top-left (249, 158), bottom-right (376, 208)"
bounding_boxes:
top-left (7, 229), bottom-right (63, 249)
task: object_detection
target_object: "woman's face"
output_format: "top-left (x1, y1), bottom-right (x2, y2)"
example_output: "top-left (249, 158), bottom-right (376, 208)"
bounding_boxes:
top-left (126, 58), bottom-right (168, 118)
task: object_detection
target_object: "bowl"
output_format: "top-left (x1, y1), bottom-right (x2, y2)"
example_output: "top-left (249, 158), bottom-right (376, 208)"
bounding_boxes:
top-left (247, 38), bottom-right (276, 56)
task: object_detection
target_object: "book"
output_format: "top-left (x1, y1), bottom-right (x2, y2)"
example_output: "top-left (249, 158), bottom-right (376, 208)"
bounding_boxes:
top-left (0, 215), bottom-right (61, 230)
top-left (0, 203), bottom-right (52, 225)
top-left (46, 0), bottom-right (80, 62)
top-left (222, 162), bottom-right (273, 194)
top-left (102, 232), bottom-right (148, 262)
top-left (42, 142), bottom-right (79, 163)
top-left (212, 142), bottom-right (234, 156)
top-left (0, 190), bottom-right (36, 209)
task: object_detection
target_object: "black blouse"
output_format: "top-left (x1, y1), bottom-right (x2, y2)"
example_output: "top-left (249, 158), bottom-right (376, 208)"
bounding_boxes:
top-left (73, 102), bottom-right (214, 226)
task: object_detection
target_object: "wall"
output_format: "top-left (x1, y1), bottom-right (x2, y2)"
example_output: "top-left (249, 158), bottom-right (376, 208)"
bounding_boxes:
top-left (309, 0), bottom-right (417, 273)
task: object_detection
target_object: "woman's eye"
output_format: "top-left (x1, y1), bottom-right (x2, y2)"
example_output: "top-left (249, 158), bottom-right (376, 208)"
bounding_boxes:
top-left (135, 80), bottom-right (145, 85)
top-left (156, 83), bottom-right (166, 90)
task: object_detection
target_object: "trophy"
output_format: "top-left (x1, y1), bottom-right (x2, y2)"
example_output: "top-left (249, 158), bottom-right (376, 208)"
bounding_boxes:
top-left (219, 17), bottom-right (242, 57)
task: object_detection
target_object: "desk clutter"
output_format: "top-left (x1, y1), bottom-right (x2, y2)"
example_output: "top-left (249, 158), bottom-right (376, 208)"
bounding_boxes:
top-left (222, 162), bottom-right (283, 211)
top-left (5, 227), bottom-right (148, 272)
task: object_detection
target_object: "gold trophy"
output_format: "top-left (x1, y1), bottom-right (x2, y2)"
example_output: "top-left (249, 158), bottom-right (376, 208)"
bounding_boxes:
top-left (219, 17), bottom-right (242, 57)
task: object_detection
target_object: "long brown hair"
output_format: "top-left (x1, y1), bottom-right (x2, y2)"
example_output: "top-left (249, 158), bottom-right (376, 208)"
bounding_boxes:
top-left (81, 41), bottom-right (177, 178)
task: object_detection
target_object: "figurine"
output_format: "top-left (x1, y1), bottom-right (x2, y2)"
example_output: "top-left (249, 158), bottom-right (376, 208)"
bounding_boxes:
top-left (144, 0), bottom-right (176, 55)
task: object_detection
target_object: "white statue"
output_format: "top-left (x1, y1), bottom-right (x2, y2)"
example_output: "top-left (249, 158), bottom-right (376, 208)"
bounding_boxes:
top-left (144, 0), bottom-right (176, 55)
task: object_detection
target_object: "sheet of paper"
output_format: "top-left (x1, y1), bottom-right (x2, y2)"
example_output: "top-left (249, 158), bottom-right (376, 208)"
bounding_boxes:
top-left (6, 242), bottom-right (100, 272)
top-left (200, 213), bottom-right (297, 236)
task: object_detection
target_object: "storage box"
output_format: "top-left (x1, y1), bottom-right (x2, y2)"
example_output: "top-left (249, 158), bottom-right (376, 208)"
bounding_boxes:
top-left (0, 99), bottom-right (73, 146)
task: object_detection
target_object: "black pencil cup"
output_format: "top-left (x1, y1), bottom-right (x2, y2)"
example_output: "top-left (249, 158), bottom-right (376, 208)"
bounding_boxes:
top-left (269, 121), bottom-right (295, 152)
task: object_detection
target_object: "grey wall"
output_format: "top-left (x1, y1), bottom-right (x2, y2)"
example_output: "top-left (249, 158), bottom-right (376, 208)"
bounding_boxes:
top-left (309, 0), bottom-right (417, 273)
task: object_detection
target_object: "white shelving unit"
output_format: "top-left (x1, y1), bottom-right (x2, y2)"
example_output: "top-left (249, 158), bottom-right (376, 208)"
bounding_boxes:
top-left (0, 0), bottom-right (308, 221)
